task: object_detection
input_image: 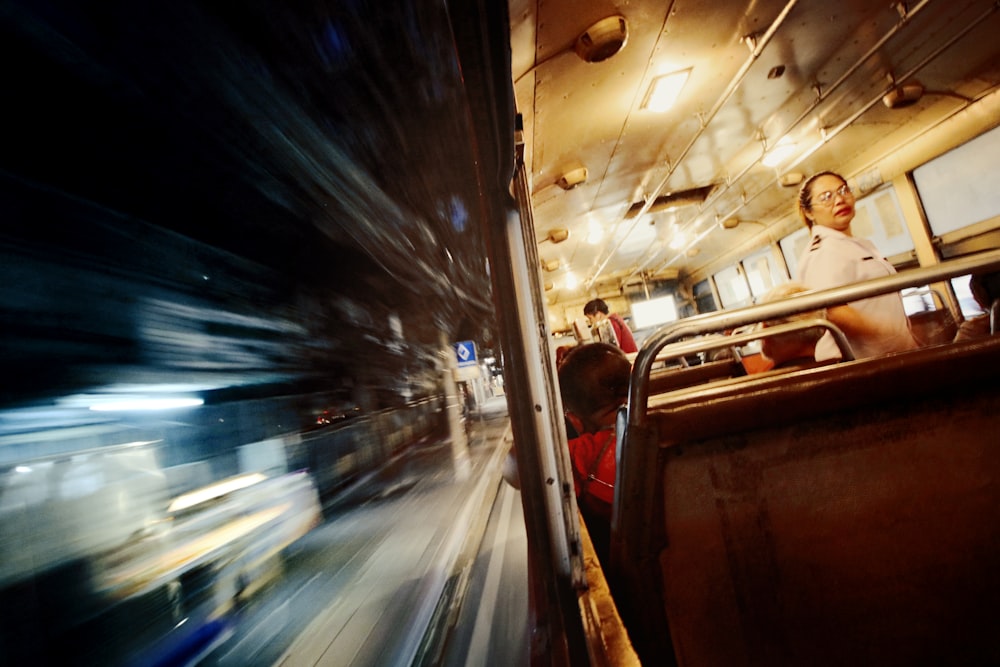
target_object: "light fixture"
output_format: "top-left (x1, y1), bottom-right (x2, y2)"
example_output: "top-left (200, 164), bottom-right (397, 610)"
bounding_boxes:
top-left (564, 271), bottom-right (578, 289)
top-left (762, 137), bottom-right (798, 167)
top-left (668, 231), bottom-right (687, 250)
top-left (642, 69), bottom-right (691, 113)
top-left (541, 258), bottom-right (560, 272)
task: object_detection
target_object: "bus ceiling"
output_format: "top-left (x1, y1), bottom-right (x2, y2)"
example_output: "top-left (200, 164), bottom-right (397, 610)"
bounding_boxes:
top-left (508, 0), bottom-right (1000, 310)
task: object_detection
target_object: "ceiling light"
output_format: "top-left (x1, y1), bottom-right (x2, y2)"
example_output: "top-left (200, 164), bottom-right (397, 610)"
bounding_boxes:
top-left (668, 231), bottom-right (686, 250)
top-left (642, 69), bottom-right (691, 113)
top-left (564, 271), bottom-right (578, 289)
top-left (762, 137), bottom-right (798, 167)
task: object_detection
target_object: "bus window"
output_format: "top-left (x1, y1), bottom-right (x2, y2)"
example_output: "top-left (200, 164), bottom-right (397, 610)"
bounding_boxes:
top-left (913, 124), bottom-right (1000, 237)
top-left (713, 265), bottom-right (751, 309)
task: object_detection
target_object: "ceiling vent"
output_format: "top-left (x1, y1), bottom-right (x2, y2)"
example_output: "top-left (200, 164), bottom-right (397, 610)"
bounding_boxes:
top-left (574, 16), bottom-right (628, 63)
top-left (779, 172), bottom-right (804, 187)
top-left (624, 185), bottom-right (715, 218)
top-left (557, 166), bottom-right (588, 190)
top-left (541, 228), bottom-right (570, 243)
top-left (882, 82), bottom-right (924, 109)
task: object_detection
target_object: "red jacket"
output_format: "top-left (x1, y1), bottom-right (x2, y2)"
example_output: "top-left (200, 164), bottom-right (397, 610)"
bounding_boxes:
top-left (567, 429), bottom-right (617, 516)
top-left (609, 313), bottom-right (638, 353)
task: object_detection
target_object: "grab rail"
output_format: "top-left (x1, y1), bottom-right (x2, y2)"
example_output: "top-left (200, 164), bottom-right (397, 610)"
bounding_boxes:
top-left (644, 318), bottom-right (852, 369)
top-left (628, 249), bottom-right (1000, 429)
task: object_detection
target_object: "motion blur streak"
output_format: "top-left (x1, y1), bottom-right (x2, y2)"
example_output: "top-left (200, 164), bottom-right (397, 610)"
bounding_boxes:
top-left (0, 0), bottom-right (513, 664)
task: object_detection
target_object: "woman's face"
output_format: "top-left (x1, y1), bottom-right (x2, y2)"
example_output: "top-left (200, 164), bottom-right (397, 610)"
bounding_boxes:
top-left (806, 174), bottom-right (855, 232)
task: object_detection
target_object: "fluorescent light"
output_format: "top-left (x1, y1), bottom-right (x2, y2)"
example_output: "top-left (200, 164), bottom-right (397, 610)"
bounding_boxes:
top-left (564, 271), bottom-right (578, 289)
top-left (762, 137), bottom-right (798, 167)
top-left (642, 69), bottom-right (691, 112)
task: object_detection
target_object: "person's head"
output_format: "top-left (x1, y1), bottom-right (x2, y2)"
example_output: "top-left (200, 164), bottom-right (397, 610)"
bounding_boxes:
top-left (583, 298), bottom-right (610, 326)
top-left (555, 344), bottom-right (577, 368)
top-left (797, 171), bottom-right (855, 232)
top-left (558, 342), bottom-right (631, 434)
top-left (969, 271), bottom-right (1000, 311)
top-left (758, 283), bottom-right (825, 365)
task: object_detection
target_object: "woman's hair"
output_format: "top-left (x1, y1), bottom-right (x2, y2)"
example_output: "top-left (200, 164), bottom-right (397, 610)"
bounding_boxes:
top-left (797, 171), bottom-right (847, 229)
top-left (558, 342), bottom-right (630, 418)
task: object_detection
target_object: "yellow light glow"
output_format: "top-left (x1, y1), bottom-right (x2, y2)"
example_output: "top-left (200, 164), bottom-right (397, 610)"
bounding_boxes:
top-left (564, 271), bottom-right (578, 289)
top-left (643, 69), bottom-right (691, 112)
top-left (762, 138), bottom-right (798, 167)
top-left (587, 220), bottom-right (604, 244)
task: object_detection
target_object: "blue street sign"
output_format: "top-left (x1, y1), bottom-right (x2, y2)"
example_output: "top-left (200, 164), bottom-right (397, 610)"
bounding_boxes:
top-left (453, 340), bottom-right (477, 367)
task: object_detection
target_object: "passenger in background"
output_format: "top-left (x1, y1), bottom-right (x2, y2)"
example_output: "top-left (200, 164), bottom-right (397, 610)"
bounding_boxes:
top-left (796, 171), bottom-right (918, 360)
top-left (757, 283), bottom-right (827, 369)
top-left (954, 271), bottom-right (1000, 342)
top-left (559, 343), bottom-right (631, 563)
top-left (583, 298), bottom-right (638, 353)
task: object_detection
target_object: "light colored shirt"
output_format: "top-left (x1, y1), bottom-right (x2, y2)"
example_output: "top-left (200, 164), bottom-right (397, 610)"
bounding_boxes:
top-left (798, 226), bottom-right (916, 360)
top-left (592, 318), bottom-right (619, 347)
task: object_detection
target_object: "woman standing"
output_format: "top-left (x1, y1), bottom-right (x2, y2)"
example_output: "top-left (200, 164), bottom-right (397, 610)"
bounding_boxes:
top-left (796, 171), bottom-right (918, 360)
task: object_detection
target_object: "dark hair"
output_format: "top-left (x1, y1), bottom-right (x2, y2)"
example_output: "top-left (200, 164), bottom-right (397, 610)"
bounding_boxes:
top-left (797, 171), bottom-right (847, 229)
top-left (558, 343), bottom-right (630, 417)
top-left (970, 271), bottom-right (1000, 309)
top-left (583, 298), bottom-right (610, 316)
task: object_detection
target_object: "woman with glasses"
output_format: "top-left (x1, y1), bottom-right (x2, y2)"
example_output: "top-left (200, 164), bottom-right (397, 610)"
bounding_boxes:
top-left (795, 171), bottom-right (918, 360)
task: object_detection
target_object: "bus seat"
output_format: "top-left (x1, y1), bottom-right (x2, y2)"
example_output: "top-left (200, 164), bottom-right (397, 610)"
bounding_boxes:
top-left (908, 308), bottom-right (958, 346)
top-left (614, 336), bottom-right (1000, 667)
top-left (647, 358), bottom-right (744, 395)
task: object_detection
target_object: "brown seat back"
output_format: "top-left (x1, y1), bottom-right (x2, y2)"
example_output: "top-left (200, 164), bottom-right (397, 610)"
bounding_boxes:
top-left (614, 336), bottom-right (1000, 666)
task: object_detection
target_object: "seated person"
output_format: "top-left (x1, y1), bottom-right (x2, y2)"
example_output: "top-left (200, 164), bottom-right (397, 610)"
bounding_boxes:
top-left (757, 283), bottom-right (827, 370)
top-left (954, 271), bottom-right (1000, 342)
top-left (558, 343), bottom-right (631, 562)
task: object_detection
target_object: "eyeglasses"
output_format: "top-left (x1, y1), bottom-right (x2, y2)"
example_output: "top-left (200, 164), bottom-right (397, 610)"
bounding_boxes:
top-left (812, 184), bottom-right (853, 206)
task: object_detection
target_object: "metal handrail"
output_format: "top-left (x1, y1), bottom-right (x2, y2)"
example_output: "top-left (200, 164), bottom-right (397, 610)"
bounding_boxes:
top-left (644, 318), bottom-right (852, 369)
top-left (628, 248), bottom-right (1000, 428)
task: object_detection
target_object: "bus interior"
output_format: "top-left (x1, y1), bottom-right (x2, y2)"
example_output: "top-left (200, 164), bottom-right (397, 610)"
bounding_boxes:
top-left (2, 0), bottom-right (1000, 665)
